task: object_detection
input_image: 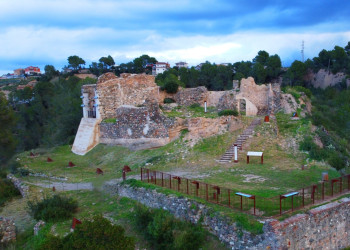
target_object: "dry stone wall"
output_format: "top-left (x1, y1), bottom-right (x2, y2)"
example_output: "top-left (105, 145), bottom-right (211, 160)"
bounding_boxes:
top-left (0, 217), bottom-right (16, 244)
top-left (103, 182), bottom-right (350, 249)
top-left (7, 174), bottom-right (28, 197)
top-left (174, 86), bottom-right (208, 106)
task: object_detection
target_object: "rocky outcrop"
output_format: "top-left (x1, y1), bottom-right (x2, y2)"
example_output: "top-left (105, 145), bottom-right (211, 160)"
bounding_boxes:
top-left (307, 69), bottom-right (350, 89)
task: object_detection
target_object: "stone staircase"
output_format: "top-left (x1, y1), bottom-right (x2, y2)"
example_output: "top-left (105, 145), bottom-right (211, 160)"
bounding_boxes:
top-left (218, 118), bottom-right (261, 163)
top-left (72, 118), bottom-right (101, 155)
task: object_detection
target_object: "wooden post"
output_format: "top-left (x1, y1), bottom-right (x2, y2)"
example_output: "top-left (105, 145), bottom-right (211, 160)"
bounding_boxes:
top-left (302, 188), bottom-right (304, 207)
top-left (280, 195), bottom-right (282, 215)
top-left (161, 173), bottom-right (164, 187)
top-left (261, 154), bottom-right (263, 164)
top-left (228, 190), bottom-right (230, 207)
top-left (186, 179), bottom-right (189, 194)
top-left (247, 155), bottom-right (249, 164)
top-left (322, 182), bottom-right (324, 200)
top-left (240, 195), bottom-right (243, 211)
top-left (169, 175), bottom-right (172, 189)
top-left (253, 196), bottom-right (256, 215)
top-left (206, 184), bottom-right (208, 201)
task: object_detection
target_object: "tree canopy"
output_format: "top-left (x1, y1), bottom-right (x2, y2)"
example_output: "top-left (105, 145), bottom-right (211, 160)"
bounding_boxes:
top-left (67, 55), bottom-right (86, 70)
top-left (0, 93), bottom-right (17, 165)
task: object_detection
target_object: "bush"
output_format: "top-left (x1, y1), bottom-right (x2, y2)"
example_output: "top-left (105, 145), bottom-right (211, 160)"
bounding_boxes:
top-left (0, 179), bottom-right (21, 206)
top-left (218, 109), bottom-right (239, 116)
top-left (134, 206), bottom-right (205, 250)
top-left (28, 195), bottom-right (78, 222)
top-left (328, 152), bottom-right (347, 170)
top-left (32, 216), bottom-right (135, 250)
top-left (163, 80), bottom-right (179, 94)
top-left (164, 98), bottom-right (175, 104)
top-left (294, 86), bottom-right (312, 98)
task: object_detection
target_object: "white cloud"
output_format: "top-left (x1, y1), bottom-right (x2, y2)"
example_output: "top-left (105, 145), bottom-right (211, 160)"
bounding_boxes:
top-left (0, 24), bottom-right (349, 74)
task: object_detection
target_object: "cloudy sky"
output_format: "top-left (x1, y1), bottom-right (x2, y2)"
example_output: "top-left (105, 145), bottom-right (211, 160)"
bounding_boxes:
top-left (1, 0), bottom-right (350, 74)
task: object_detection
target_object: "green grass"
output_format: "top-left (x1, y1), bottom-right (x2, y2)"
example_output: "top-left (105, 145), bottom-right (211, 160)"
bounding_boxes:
top-left (103, 118), bottom-right (117, 123)
top-left (163, 105), bottom-right (219, 119)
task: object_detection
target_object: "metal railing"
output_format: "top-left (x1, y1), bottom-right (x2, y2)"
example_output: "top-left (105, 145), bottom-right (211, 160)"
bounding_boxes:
top-left (140, 168), bottom-right (350, 217)
top-left (87, 110), bottom-right (96, 118)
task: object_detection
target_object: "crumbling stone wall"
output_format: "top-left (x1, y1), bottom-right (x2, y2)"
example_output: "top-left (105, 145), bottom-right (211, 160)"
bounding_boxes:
top-left (0, 217), bottom-right (16, 244)
top-left (7, 174), bottom-right (28, 197)
top-left (236, 77), bottom-right (272, 115)
top-left (100, 100), bottom-right (174, 140)
top-left (174, 86), bottom-right (207, 106)
top-left (96, 73), bottom-right (160, 119)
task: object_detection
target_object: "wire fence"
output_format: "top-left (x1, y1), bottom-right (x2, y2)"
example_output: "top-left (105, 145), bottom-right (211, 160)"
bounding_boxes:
top-left (140, 168), bottom-right (350, 217)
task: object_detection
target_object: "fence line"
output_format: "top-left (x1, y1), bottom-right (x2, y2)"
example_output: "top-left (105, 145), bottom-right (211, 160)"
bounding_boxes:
top-left (140, 168), bottom-right (350, 217)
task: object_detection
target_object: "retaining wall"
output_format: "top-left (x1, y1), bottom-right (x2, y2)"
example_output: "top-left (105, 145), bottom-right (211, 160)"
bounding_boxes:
top-left (103, 181), bottom-right (350, 249)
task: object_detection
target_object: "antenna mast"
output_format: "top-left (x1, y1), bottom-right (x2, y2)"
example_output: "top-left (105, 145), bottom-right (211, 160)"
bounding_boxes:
top-left (301, 40), bottom-right (305, 62)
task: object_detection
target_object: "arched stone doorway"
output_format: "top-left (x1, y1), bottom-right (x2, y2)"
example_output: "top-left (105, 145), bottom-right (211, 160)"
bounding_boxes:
top-left (236, 98), bottom-right (258, 116)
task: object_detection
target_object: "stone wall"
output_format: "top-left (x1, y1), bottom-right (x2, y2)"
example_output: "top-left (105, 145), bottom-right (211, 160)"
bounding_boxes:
top-left (174, 86), bottom-right (208, 106)
top-left (7, 174), bottom-right (28, 197)
top-left (103, 181), bottom-right (350, 250)
top-left (103, 182), bottom-right (274, 250)
top-left (0, 217), bottom-right (16, 244)
top-left (269, 197), bottom-right (350, 249)
top-left (236, 77), bottom-right (272, 115)
top-left (96, 73), bottom-right (160, 119)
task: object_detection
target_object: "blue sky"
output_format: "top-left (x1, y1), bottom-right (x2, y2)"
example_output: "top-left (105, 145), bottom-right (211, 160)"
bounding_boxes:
top-left (1, 0), bottom-right (350, 75)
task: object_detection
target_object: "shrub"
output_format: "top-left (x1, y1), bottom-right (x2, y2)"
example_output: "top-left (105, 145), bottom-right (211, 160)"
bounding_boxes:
top-left (163, 80), bottom-right (179, 94)
top-left (0, 179), bottom-right (21, 206)
top-left (294, 86), bottom-right (312, 98)
top-left (62, 215), bottom-right (135, 249)
top-left (164, 98), bottom-right (175, 104)
top-left (27, 195), bottom-right (78, 222)
top-left (328, 152), bottom-right (347, 170)
top-left (218, 109), bottom-right (239, 116)
top-left (32, 216), bottom-right (135, 250)
top-left (134, 206), bottom-right (205, 250)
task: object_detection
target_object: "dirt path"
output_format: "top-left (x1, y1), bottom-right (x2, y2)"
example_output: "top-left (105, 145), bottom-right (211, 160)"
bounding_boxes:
top-left (28, 181), bottom-right (94, 191)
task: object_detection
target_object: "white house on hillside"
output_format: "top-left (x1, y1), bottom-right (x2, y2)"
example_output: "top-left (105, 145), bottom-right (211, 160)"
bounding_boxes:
top-left (152, 62), bottom-right (170, 76)
top-left (175, 62), bottom-right (188, 68)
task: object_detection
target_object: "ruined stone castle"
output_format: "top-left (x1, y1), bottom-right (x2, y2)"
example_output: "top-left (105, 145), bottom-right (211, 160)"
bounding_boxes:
top-left (72, 73), bottom-right (296, 155)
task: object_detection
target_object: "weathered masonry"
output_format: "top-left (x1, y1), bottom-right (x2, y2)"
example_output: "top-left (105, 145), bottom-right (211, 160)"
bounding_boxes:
top-left (72, 73), bottom-right (297, 155)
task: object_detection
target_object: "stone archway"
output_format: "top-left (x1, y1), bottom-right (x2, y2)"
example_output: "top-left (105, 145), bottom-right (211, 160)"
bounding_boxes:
top-left (236, 98), bottom-right (258, 116)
